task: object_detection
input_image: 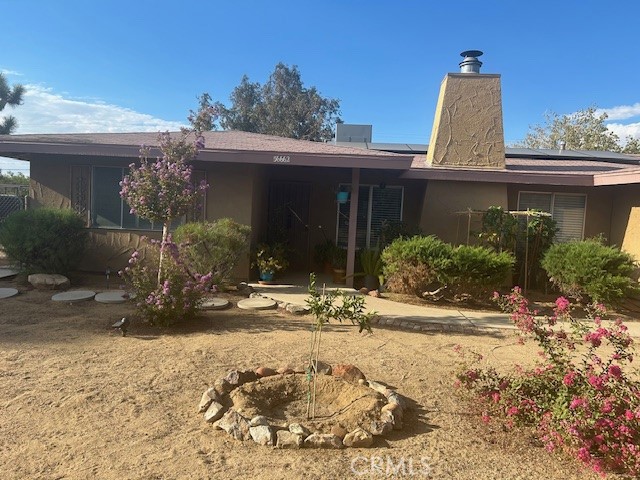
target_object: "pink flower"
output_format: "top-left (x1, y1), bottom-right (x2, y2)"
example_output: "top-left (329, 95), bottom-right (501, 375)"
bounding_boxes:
top-left (491, 392), bottom-right (501, 403)
top-left (570, 397), bottom-right (587, 410)
top-left (625, 410), bottom-right (635, 421)
top-left (563, 371), bottom-right (577, 386)
top-left (506, 406), bottom-right (519, 416)
top-left (555, 296), bottom-right (570, 312)
top-left (608, 364), bottom-right (622, 378)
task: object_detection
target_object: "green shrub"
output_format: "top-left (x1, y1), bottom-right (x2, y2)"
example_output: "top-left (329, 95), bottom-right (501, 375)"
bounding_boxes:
top-left (381, 235), bottom-right (453, 294)
top-left (173, 219), bottom-right (251, 287)
top-left (382, 235), bottom-right (514, 297)
top-left (450, 245), bottom-right (514, 296)
top-left (542, 238), bottom-right (639, 305)
top-left (0, 208), bottom-right (87, 274)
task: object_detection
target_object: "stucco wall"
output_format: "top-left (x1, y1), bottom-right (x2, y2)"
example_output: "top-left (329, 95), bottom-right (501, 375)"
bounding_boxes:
top-left (609, 184), bottom-right (640, 261)
top-left (420, 181), bottom-right (508, 244)
top-left (427, 74), bottom-right (505, 169)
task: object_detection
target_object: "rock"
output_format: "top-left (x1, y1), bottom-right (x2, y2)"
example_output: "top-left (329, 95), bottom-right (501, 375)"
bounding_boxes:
top-left (381, 402), bottom-right (404, 430)
top-left (203, 401), bottom-right (226, 423)
top-left (198, 387), bottom-right (220, 413)
top-left (276, 430), bottom-right (303, 449)
top-left (224, 369), bottom-right (258, 387)
top-left (370, 419), bottom-right (393, 436)
top-left (359, 287), bottom-right (369, 295)
top-left (249, 425), bottom-right (274, 446)
top-left (303, 433), bottom-right (343, 449)
top-left (250, 415), bottom-right (269, 427)
top-left (288, 423), bottom-right (311, 438)
top-left (213, 378), bottom-right (233, 397)
top-left (249, 292), bottom-right (263, 299)
top-left (311, 360), bottom-right (332, 375)
top-left (277, 366), bottom-right (296, 375)
top-left (386, 391), bottom-right (407, 409)
top-left (28, 273), bottom-right (70, 290)
top-left (285, 304), bottom-right (310, 315)
top-left (358, 379), bottom-right (366, 386)
top-left (236, 282), bottom-right (254, 296)
top-left (367, 380), bottom-right (389, 395)
top-left (332, 364), bottom-right (366, 384)
top-left (331, 424), bottom-right (348, 439)
top-left (368, 289), bottom-right (381, 298)
top-left (343, 428), bottom-right (374, 448)
top-left (216, 410), bottom-right (250, 441)
top-left (255, 366), bottom-right (277, 378)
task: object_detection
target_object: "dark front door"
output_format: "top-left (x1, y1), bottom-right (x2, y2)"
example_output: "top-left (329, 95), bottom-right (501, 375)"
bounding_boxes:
top-left (267, 181), bottom-right (311, 271)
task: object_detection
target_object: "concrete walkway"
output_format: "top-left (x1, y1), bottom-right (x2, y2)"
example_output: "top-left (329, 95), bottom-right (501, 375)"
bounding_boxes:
top-left (251, 278), bottom-right (640, 338)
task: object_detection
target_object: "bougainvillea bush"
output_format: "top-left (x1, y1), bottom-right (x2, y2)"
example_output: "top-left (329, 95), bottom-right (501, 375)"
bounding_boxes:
top-left (120, 235), bottom-right (213, 327)
top-left (456, 287), bottom-right (639, 477)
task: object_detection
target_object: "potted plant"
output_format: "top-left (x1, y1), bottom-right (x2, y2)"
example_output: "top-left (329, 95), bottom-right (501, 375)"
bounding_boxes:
top-left (254, 242), bottom-right (289, 283)
top-left (313, 239), bottom-right (336, 274)
top-left (331, 246), bottom-right (347, 284)
top-left (355, 247), bottom-right (384, 291)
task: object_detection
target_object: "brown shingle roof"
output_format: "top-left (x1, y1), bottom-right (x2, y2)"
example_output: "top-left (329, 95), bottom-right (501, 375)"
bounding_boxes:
top-left (0, 130), bottom-right (401, 157)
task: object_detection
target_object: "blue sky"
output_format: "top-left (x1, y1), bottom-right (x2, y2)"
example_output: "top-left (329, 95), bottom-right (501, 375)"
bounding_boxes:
top-left (2, 0), bottom-right (640, 173)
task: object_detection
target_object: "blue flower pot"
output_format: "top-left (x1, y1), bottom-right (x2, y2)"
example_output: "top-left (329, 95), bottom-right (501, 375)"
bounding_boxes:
top-left (259, 271), bottom-right (274, 282)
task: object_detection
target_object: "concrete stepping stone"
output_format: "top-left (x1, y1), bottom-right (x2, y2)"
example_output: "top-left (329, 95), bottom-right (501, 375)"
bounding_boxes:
top-left (0, 268), bottom-right (19, 279)
top-left (95, 290), bottom-right (130, 304)
top-left (52, 290), bottom-right (96, 303)
top-left (0, 288), bottom-right (18, 299)
top-left (237, 297), bottom-right (277, 310)
top-left (200, 297), bottom-right (230, 310)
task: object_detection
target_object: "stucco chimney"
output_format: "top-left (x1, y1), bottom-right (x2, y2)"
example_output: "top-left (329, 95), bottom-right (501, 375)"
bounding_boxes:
top-left (426, 51), bottom-right (506, 169)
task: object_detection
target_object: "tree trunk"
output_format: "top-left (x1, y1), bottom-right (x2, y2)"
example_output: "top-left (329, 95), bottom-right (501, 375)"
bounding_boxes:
top-left (157, 222), bottom-right (170, 286)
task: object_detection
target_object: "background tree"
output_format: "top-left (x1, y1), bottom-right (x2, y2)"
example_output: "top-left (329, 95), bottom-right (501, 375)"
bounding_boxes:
top-left (0, 170), bottom-right (29, 185)
top-left (0, 73), bottom-right (25, 134)
top-left (197, 63), bottom-right (341, 142)
top-left (516, 106), bottom-right (640, 153)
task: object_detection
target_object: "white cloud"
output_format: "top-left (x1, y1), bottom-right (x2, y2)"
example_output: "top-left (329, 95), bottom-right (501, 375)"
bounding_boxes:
top-left (597, 103), bottom-right (640, 121)
top-left (9, 84), bottom-right (186, 134)
top-left (1, 69), bottom-right (23, 76)
top-left (0, 83), bottom-right (188, 173)
top-left (606, 122), bottom-right (640, 143)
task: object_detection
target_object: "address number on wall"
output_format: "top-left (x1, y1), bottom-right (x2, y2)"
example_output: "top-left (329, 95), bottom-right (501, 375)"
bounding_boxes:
top-left (273, 155), bottom-right (291, 163)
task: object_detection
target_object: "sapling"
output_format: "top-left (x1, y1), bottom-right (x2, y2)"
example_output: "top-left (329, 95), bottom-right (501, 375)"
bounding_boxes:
top-left (305, 273), bottom-right (374, 419)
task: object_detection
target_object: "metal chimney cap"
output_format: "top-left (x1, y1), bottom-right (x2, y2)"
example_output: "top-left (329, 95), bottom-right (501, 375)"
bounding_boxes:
top-left (459, 50), bottom-right (483, 73)
top-left (460, 50), bottom-right (483, 58)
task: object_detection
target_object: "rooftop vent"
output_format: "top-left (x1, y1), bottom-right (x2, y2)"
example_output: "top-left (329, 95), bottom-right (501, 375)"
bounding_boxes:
top-left (335, 123), bottom-right (372, 143)
top-left (459, 50), bottom-right (483, 73)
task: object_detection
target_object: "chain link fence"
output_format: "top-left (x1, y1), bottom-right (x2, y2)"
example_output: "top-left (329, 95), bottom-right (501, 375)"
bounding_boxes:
top-left (0, 184), bottom-right (29, 221)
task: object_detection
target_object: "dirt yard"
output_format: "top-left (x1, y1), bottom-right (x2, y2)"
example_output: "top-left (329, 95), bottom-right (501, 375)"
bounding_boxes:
top-left (0, 275), bottom-right (607, 480)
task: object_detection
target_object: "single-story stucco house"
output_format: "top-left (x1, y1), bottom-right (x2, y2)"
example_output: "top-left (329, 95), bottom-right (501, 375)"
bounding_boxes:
top-left (1, 51), bottom-right (639, 286)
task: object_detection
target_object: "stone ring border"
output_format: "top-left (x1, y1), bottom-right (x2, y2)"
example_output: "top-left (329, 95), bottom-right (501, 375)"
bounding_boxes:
top-left (198, 367), bottom-right (406, 449)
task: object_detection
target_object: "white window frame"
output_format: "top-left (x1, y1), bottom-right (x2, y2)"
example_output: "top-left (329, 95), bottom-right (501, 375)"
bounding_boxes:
top-left (335, 183), bottom-right (404, 249)
top-left (517, 191), bottom-right (587, 242)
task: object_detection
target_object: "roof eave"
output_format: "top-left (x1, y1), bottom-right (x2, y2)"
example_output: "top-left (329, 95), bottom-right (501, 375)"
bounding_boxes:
top-left (401, 167), bottom-right (595, 186)
top-left (0, 140), bottom-right (414, 170)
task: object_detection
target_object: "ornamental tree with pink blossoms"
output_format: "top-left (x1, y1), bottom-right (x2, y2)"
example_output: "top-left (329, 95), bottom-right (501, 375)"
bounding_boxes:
top-left (119, 130), bottom-right (208, 285)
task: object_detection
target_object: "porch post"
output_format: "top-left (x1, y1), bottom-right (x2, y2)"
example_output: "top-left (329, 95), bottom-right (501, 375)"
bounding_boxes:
top-left (346, 168), bottom-right (360, 288)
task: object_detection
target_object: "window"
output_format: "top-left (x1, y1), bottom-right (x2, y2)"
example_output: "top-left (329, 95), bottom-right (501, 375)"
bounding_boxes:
top-left (336, 184), bottom-right (403, 249)
top-left (518, 192), bottom-right (586, 242)
top-left (91, 167), bottom-right (158, 229)
top-left (83, 166), bottom-right (206, 230)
